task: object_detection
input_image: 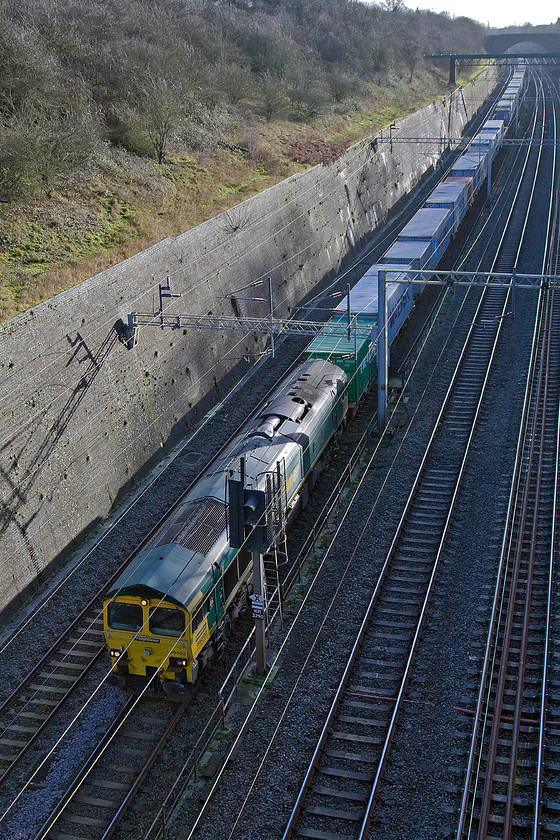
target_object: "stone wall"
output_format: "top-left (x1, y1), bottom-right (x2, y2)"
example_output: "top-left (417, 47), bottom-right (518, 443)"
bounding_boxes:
top-left (0, 69), bottom-right (497, 617)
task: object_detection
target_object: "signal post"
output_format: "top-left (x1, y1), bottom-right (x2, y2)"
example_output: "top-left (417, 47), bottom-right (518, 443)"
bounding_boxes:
top-left (249, 558), bottom-right (267, 675)
top-left (228, 457), bottom-right (270, 676)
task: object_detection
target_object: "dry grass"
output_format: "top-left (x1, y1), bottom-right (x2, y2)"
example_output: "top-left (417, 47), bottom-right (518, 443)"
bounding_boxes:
top-left (0, 78), bottom-right (459, 322)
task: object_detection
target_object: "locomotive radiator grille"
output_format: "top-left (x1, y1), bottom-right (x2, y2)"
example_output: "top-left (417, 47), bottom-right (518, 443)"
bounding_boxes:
top-left (156, 498), bottom-right (227, 556)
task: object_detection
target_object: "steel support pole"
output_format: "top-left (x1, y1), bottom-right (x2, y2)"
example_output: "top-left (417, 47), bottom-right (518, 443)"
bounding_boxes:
top-left (377, 268), bottom-right (388, 432)
top-left (251, 549), bottom-right (267, 676)
top-left (268, 276), bottom-right (275, 358)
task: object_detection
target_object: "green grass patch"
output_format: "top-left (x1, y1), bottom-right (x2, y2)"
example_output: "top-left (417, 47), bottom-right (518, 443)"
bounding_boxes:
top-left (0, 197), bottom-right (140, 269)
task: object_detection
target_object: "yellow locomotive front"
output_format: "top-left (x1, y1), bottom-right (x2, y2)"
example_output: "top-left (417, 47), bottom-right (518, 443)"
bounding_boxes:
top-left (103, 594), bottom-right (195, 697)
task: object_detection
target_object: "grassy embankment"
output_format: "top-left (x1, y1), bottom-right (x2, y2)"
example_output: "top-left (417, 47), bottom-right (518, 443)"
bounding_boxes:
top-left (0, 70), bottom-right (469, 323)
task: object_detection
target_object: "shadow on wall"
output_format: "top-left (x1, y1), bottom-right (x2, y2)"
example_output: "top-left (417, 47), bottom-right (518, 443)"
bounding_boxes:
top-left (0, 326), bottom-right (256, 623)
top-left (1, 328), bottom-right (119, 584)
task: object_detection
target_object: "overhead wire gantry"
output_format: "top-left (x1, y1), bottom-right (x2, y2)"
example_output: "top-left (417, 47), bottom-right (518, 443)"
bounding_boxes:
top-left (125, 269), bottom-right (560, 432)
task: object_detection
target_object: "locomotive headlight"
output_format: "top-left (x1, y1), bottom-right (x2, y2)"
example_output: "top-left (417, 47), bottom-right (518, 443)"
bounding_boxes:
top-left (170, 657), bottom-right (188, 667)
top-left (140, 598), bottom-right (149, 607)
top-left (109, 649), bottom-right (121, 657)
top-left (144, 648), bottom-right (152, 656)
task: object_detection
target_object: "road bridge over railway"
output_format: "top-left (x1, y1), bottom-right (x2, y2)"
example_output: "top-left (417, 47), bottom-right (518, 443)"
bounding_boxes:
top-left (485, 32), bottom-right (560, 54)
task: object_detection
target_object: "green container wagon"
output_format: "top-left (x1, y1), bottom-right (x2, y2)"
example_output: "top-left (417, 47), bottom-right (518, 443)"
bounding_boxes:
top-left (304, 316), bottom-right (376, 405)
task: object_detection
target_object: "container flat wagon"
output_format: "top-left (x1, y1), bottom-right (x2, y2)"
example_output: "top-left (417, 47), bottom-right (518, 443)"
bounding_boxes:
top-left (451, 152), bottom-right (488, 192)
top-left (334, 266), bottom-right (412, 340)
top-left (396, 207), bottom-right (454, 267)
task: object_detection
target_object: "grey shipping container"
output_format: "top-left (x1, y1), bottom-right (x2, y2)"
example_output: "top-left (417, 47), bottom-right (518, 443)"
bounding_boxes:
top-left (425, 181), bottom-right (468, 234)
top-left (397, 207), bottom-right (453, 245)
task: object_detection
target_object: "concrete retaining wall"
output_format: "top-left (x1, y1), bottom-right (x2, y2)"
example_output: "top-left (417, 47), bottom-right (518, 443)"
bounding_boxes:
top-left (0, 69), bottom-right (497, 617)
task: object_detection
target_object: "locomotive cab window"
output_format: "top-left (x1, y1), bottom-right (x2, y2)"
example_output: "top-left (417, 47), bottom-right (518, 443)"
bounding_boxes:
top-left (149, 607), bottom-right (185, 637)
top-left (108, 602), bottom-right (143, 632)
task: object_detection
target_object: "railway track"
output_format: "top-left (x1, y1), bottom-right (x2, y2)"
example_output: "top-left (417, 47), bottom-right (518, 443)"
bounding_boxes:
top-left (282, 286), bottom-right (512, 840)
top-left (456, 286), bottom-right (560, 840)
top-left (34, 696), bottom-right (184, 840)
top-left (282, 68), bottom-right (554, 840)
top-left (0, 607), bottom-right (107, 786)
top-left (456, 70), bottom-right (560, 840)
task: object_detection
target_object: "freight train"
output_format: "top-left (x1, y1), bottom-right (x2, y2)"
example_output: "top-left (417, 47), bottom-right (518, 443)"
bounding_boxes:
top-left (103, 64), bottom-right (526, 700)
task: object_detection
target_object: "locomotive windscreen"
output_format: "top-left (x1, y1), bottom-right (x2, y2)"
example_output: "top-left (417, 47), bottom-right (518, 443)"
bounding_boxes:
top-left (149, 607), bottom-right (185, 637)
top-left (107, 602), bottom-right (143, 632)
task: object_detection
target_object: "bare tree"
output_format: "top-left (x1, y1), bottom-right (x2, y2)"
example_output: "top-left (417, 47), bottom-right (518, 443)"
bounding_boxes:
top-left (403, 39), bottom-right (422, 82)
top-left (259, 73), bottom-right (288, 121)
top-left (214, 62), bottom-right (255, 106)
top-left (381, 0), bottom-right (405, 11)
top-left (140, 77), bottom-right (184, 164)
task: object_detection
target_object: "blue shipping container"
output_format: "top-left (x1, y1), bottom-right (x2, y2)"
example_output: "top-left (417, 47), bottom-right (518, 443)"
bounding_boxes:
top-left (334, 267), bottom-right (413, 346)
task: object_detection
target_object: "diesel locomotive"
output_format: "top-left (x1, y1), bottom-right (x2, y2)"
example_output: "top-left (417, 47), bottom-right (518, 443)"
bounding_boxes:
top-left (104, 359), bottom-right (348, 700)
